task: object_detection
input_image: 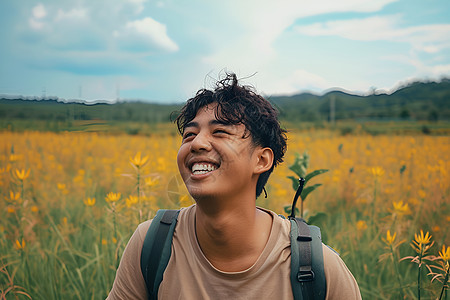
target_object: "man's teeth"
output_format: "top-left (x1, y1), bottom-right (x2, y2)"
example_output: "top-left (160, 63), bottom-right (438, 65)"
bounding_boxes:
top-left (192, 163), bottom-right (217, 174)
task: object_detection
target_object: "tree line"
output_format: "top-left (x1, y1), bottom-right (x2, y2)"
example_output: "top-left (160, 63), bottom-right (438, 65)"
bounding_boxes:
top-left (1, 79), bottom-right (449, 124)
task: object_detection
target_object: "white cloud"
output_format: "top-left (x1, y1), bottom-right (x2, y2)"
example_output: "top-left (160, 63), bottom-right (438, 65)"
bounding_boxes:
top-left (202, 0), bottom-right (399, 79)
top-left (55, 8), bottom-right (87, 22)
top-left (117, 17), bottom-right (179, 52)
top-left (295, 15), bottom-right (400, 41)
top-left (401, 24), bottom-right (450, 54)
top-left (261, 69), bottom-right (331, 95)
top-left (29, 4), bottom-right (47, 30)
top-left (32, 4), bottom-right (47, 19)
top-left (404, 57), bottom-right (450, 79)
top-left (29, 18), bottom-right (45, 30)
top-left (13, 0), bottom-right (449, 101)
top-left (128, 0), bottom-right (147, 5)
top-left (295, 15), bottom-right (450, 54)
top-left (127, 0), bottom-right (148, 13)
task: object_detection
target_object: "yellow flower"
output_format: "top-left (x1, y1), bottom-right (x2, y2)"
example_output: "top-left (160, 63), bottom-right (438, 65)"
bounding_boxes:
top-left (371, 166), bottom-right (385, 177)
top-left (418, 190), bottom-right (426, 199)
top-left (383, 230), bottom-right (397, 246)
top-left (112, 237), bottom-right (117, 244)
top-left (7, 190), bottom-right (21, 203)
top-left (439, 245), bottom-right (450, 261)
top-left (0, 165), bottom-right (11, 174)
top-left (31, 205), bottom-right (39, 212)
top-left (105, 192), bottom-right (121, 203)
top-left (15, 168), bottom-right (30, 181)
top-left (102, 239), bottom-right (108, 245)
top-left (411, 230), bottom-right (434, 254)
top-left (125, 195), bottom-right (138, 208)
top-left (356, 220), bottom-right (368, 231)
top-left (84, 197), bottom-right (96, 206)
top-left (57, 183), bottom-right (66, 190)
top-left (432, 225), bottom-right (440, 232)
top-left (9, 154), bottom-right (22, 162)
top-left (414, 230), bottom-right (432, 245)
top-left (130, 152), bottom-right (149, 168)
top-left (145, 177), bottom-right (159, 187)
top-left (409, 197), bottom-right (420, 206)
top-left (15, 239), bottom-right (25, 250)
top-left (7, 206), bottom-right (15, 214)
top-left (392, 201), bottom-right (411, 215)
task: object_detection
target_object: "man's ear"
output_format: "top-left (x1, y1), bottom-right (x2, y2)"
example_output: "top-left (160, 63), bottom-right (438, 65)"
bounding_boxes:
top-left (254, 147), bottom-right (274, 175)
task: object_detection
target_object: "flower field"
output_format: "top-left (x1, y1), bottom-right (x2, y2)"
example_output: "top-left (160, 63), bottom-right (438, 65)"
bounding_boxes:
top-left (0, 129), bottom-right (449, 299)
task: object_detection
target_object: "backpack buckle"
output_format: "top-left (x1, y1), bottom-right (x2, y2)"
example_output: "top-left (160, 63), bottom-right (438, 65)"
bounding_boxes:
top-left (297, 270), bottom-right (315, 282)
top-left (297, 235), bottom-right (312, 242)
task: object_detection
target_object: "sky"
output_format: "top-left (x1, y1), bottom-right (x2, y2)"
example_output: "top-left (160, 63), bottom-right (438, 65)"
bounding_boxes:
top-left (0, 0), bottom-right (449, 103)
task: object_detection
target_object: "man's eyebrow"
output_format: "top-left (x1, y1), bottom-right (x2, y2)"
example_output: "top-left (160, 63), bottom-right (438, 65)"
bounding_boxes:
top-left (184, 121), bottom-right (198, 129)
top-left (183, 119), bottom-right (232, 131)
top-left (209, 119), bottom-right (232, 126)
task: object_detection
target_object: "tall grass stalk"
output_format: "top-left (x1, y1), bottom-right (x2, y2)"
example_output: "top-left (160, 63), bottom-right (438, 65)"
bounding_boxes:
top-left (371, 177), bottom-right (378, 237)
top-left (1, 130), bottom-right (448, 299)
top-left (418, 247), bottom-right (423, 300)
top-left (389, 243), bottom-right (404, 299)
top-left (137, 168), bottom-right (142, 223)
top-left (438, 265), bottom-right (449, 300)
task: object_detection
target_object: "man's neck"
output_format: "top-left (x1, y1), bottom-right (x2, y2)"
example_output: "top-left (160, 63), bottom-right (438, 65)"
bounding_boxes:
top-left (194, 200), bottom-right (273, 272)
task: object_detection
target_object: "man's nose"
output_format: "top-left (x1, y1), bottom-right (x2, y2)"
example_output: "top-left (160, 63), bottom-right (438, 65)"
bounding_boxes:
top-left (190, 132), bottom-right (212, 152)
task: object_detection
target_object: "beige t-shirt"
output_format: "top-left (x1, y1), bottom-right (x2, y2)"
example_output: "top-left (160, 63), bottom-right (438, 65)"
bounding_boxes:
top-left (107, 205), bottom-right (361, 300)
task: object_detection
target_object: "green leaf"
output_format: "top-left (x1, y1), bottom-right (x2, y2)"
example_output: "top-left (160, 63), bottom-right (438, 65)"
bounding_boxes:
top-left (301, 151), bottom-right (310, 169)
top-left (306, 212), bottom-right (328, 226)
top-left (300, 183), bottom-right (322, 202)
top-left (288, 176), bottom-right (299, 191)
top-left (284, 205), bottom-right (299, 216)
top-left (288, 161), bottom-right (306, 178)
top-left (304, 169), bottom-right (329, 185)
top-left (288, 152), bottom-right (309, 178)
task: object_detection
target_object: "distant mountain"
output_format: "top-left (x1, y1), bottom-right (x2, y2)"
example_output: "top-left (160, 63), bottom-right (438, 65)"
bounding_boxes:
top-left (1, 79), bottom-right (449, 123)
top-left (0, 98), bottom-right (181, 124)
top-left (269, 79), bottom-right (450, 122)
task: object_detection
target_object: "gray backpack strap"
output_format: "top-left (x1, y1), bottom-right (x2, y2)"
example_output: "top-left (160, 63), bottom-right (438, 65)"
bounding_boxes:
top-left (289, 218), bottom-right (326, 300)
top-left (140, 209), bottom-right (180, 300)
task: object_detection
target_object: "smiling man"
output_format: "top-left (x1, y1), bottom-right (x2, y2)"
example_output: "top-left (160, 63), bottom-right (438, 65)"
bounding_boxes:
top-left (107, 73), bottom-right (361, 299)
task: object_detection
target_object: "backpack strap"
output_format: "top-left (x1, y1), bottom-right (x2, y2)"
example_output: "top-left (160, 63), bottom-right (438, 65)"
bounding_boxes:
top-left (289, 217), bottom-right (326, 300)
top-left (140, 210), bottom-right (325, 300)
top-left (140, 209), bottom-right (180, 300)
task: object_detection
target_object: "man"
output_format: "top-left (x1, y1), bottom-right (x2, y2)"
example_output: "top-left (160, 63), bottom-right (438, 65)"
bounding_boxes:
top-left (107, 73), bottom-right (361, 299)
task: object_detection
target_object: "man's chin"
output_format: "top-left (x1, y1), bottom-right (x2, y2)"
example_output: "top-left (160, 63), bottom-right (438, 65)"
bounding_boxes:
top-left (186, 188), bottom-right (217, 202)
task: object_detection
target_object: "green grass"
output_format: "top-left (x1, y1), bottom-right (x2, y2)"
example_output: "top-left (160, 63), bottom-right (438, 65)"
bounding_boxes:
top-left (2, 118), bottom-right (450, 137)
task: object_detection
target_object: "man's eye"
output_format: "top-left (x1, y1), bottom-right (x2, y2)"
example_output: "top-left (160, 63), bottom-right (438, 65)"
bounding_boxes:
top-left (183, 132), bottom-right (195, 139)
top-left (213, 129), bottom-right (229, 135)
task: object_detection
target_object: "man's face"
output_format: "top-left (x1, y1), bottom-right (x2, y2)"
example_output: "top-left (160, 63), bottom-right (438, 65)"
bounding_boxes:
top-left (177, 104), bottom-right (260, 202)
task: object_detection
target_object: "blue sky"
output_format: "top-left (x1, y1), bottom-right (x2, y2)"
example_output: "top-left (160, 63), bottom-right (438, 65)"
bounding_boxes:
top-left (0, 0), bottom-right (449, 103)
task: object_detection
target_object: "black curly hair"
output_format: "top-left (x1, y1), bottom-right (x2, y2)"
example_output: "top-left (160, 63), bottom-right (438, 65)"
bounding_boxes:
top-left (174, 73), bottom-right (287, 198)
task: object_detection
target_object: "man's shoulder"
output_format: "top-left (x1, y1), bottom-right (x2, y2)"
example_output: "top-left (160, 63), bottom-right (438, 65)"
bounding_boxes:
top-left (322, 244), bottom-right (362, 299)
top-left (136, 219), bottom-right (152, 241)
top-left (138, 205), bottom-right (194, 241)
